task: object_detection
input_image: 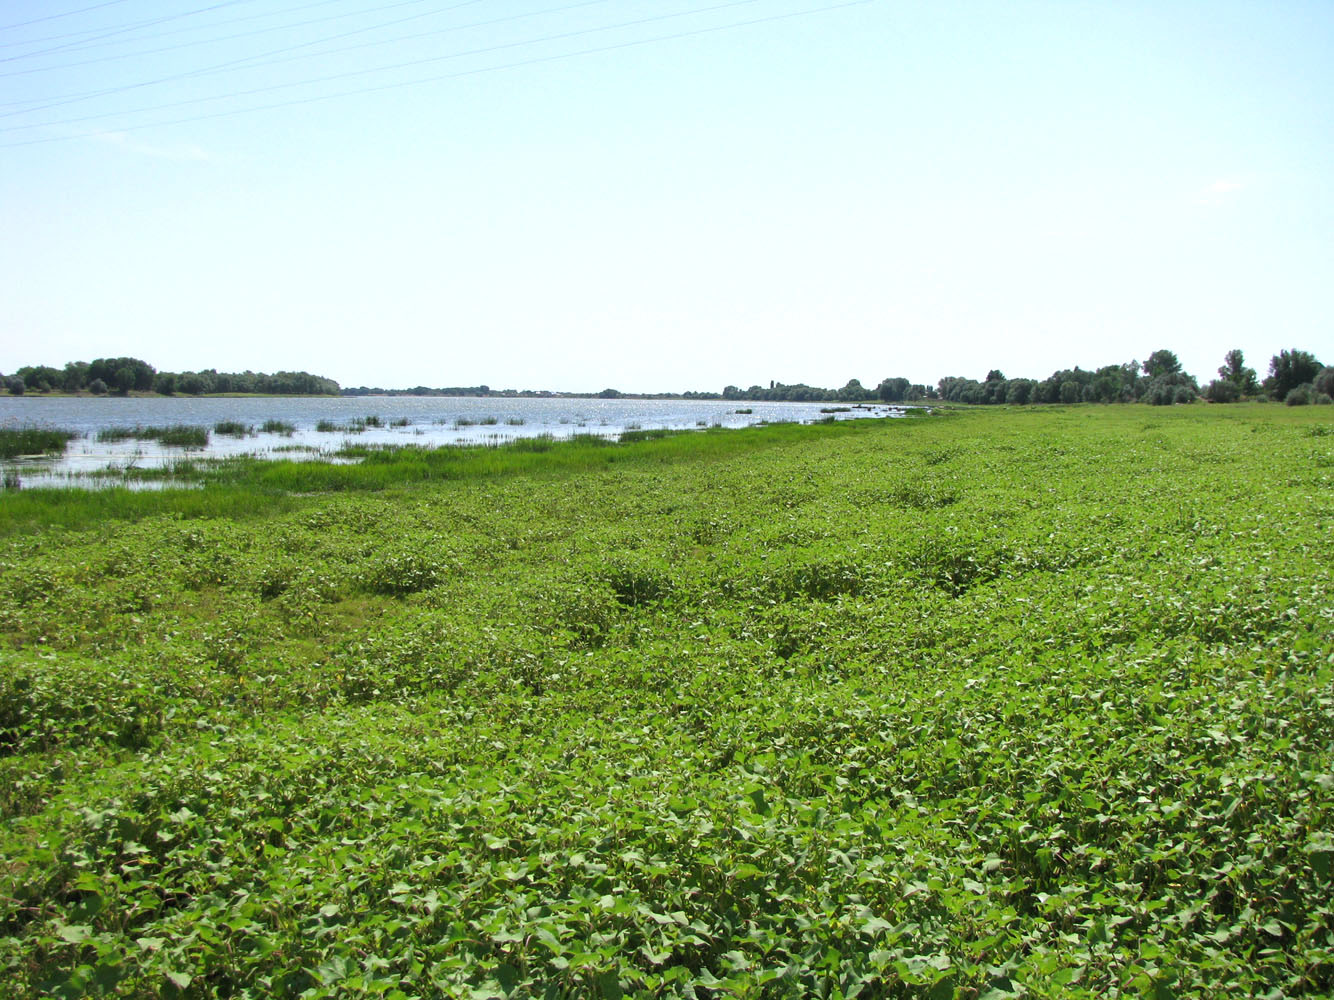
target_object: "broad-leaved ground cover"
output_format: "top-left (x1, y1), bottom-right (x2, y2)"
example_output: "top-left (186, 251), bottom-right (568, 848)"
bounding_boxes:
top-left (1, 405), bottom-right (1331, 998)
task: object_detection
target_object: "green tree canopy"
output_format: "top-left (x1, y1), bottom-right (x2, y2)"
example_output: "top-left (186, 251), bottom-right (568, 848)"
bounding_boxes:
top-left (1142, 349), bottom-right (1183, 378)
top-left (1218, 349), bottom-right (1259, 395)
top-left (877, 377), bottom-right (910, 402)
top-left (1265, 349), bottom-right (1323, 400)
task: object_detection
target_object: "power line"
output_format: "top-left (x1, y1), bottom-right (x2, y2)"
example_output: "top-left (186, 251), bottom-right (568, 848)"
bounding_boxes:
top-left (1, 0), bottom-right (873, 149)
top-left (0, 0), bottom-right (134, 33)
top-left (1, 0), bottom-right (260, 64)
top-left (0, 0), bottom-right (347, 55)
top-left (2, 0), bottom-right (616, 112)
top-left (1, 0), bottom-right (771, 133)
top-left (1, 0), bottom-right (497, 116)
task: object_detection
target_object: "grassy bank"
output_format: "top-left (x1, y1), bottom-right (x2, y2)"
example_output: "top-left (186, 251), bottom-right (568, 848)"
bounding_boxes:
top-left (0, 420), bottom-right (879, 537)
top-left (0, 404), bottom-right (1331, 998)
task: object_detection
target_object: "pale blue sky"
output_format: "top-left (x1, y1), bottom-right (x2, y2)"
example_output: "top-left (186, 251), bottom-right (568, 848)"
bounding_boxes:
top-left (2, 0), bottom-right (1331, 392)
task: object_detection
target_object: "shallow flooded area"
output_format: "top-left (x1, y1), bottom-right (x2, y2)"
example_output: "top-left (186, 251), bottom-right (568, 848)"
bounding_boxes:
top-left (0, 396), bottom-right (906, 488)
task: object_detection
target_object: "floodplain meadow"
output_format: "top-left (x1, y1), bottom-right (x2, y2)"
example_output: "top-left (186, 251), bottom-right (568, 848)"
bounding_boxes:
top-left (0, 404), bottom-right (1331, 998)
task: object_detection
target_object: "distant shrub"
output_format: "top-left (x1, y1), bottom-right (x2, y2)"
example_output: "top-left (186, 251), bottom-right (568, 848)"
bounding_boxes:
top-left (6, 376), bottom-right (24, 396)
top-left (1204, 379), bottom-right (1241, 403)
top-left (88, 378), bottom-right (108, 395)
top-left (1315, 367), bottom-right (1334, 398)
top-left (1315, 393), bottom-right (1333, 406)
top-left (1285, 384), bottom-right (1314, 406)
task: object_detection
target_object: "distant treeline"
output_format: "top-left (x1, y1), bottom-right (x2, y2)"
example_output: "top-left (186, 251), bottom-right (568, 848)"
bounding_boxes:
top-left (726, 347), bottom-right (1331, 407)
top-left (3, 357), bottom-right (339, 396)
top-left (6, 347), bottom-right (1329, 405)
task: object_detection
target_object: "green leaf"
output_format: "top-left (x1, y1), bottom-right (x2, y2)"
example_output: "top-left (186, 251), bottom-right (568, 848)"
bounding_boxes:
top-left (596, 970), bottom-right (623, 1000)
top-left (860, 916), bottom-right (895, 936)
top-left (496, 963), bottom-right (519, 995)
top-left (56, 924), bottom-right (92, 944)
top-left (1308, 849), bottom-right (1333, 878)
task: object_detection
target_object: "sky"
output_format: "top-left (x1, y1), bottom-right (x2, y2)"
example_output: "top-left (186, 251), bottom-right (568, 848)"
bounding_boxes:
top-left (2, 0), bottom-right (1332, 394)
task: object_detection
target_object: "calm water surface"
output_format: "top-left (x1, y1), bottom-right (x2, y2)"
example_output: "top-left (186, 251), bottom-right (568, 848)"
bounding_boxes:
top-left (0, 395), bottom-right (907, 488)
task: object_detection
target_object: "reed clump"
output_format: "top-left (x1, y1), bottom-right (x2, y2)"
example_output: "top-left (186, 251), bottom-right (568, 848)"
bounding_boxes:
top-left (95, 425), bottom-right (209, 447)
top-left (0, 426), bottom-right (78, 459)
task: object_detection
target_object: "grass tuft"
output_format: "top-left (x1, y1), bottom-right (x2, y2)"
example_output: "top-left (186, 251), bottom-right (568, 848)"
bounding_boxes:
top-left (96, 424), bottom-right (208, 447)
top-left (0, 426), bottom-right (78, 459)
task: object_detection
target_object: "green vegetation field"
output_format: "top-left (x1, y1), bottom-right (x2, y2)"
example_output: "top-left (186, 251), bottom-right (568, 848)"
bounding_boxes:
top-left (2, 405), bottom-right (1332, 999)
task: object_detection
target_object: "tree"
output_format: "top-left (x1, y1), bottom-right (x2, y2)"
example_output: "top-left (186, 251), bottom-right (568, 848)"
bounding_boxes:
top-left (837, 379), bottom-right (873, 402)
top-left (16, 365), bottom-right (60, 391)
top-left (1005, 378), bottom-right (1036, 404)
top-left (62, 361), bottom-right (89, 392)
top-left (1143, 349), bottom-right (1183, 378)
top-left (88, 378), bottom-right (108, 395)
top-left (877, 377), bottom-right (910, 402)
top-left (88, 357), bottom-right (155, 393)
top-left (6, 376), bottom-right (24, 396)
top-left (111, 365), bottom-right (138, 395)
top-left (1218, 349), bottom-right (1259, 395)
top-left (1265, 349), bottom-right (1323, 401)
